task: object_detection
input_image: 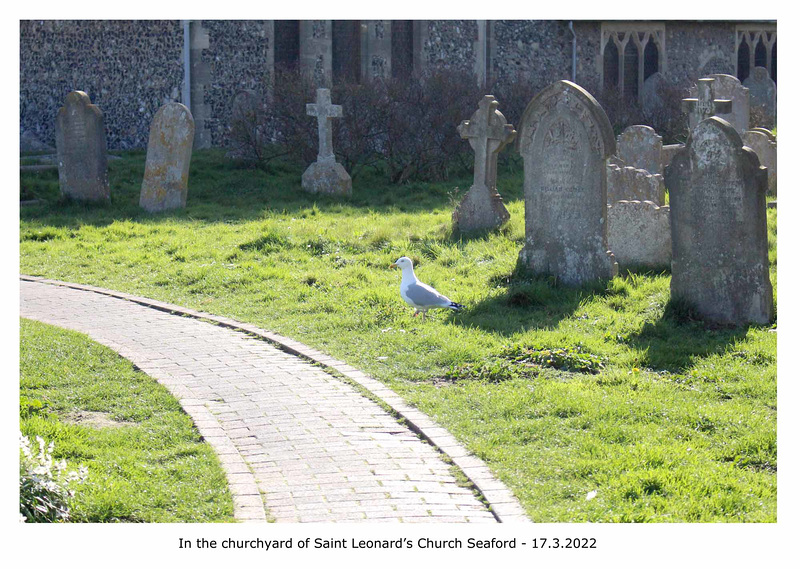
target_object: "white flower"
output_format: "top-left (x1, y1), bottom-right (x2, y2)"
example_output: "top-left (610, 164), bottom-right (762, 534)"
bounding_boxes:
top-left (586, 490), bottom-right (598, 501)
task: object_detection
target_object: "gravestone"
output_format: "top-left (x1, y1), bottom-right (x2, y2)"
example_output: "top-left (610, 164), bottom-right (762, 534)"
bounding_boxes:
top-left (231, 90), bottom-right (261, 124)
top-left (661, 143), bottom-right (684, 170)
top-left (690, 74), bottom-right (750, 134)
top-left (682, 78), bottom-right (732, 130)
top-left (140, 102), bottom-right (195, 213)
top-left (518, 80), bottom-right (618, 285)
top-left (607, 164), bottom-right (665, 205)
top-left (664, 117), bottom-right (773, 325)
top-left (55, 91), bottom-right (110, 202)
top-left (228, 90), bottom-right (265, 160)
top-left (742, 129), bottom-right (777, 195)
top-left (452, 95), bottom-right (516, 232)
top-left (301, 88), bottom-right (351, 195)
top-left (642, 72), bottom-right (669, 120)
top-left (607, 201), bottom-right (671, 270)
top-left (617, 125), bottom-right (663, 175)
top-left (743, 67), bottom-right (777, 127)
top-left (750, 127), bottom-right (775, 142)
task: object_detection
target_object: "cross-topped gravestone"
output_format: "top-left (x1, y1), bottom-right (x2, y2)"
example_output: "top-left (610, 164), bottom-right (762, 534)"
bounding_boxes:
top-left (452, 95), bottom-right (516, 233)
top-left (302, 88), bottom-right (351, 195)
top-left (665, 117), bottom-right (773, 325)
top-left (307, 88), bottom-right (342, 162)
top-left (55, 90), bottom-right (110, 202)
top-left (682, 78), bottom-right (733, 130)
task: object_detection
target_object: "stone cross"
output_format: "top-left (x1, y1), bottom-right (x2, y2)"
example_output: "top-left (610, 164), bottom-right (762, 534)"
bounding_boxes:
top-left (302, 88), bottom-right (351, 195)
top-left (682, 78), bottom-right (732, 129)
top-left (306, 88), bottom-right (342, 162)
top-left (458, 95), bottom-right (516, 191)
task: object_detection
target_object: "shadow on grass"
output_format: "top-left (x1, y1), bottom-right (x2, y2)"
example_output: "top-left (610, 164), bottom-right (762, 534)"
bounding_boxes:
top-left (445, 263), bottom-right (622, 336)
top-left (624, 298), bottom-right (756, 372)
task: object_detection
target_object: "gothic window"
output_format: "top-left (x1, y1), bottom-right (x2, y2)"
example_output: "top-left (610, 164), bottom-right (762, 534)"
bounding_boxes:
top-left (771, 41), bottom-right (777, 83)
top-left (736, 25), bottom-right (777, 83)
top-left (601, 23), bottom-right (664, 104)
top-left (603, 40), bottom-right (619, 92)
top-left (643, 38), bottom-right (659, 81)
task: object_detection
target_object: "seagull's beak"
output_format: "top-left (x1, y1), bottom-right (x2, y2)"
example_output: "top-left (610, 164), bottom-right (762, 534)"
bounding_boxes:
top-left (390, 263), bottom-right (398, 269)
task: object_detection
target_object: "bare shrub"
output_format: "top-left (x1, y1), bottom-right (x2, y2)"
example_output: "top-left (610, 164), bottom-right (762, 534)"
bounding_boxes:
top-left (230, 66), bottom-right (485, 184)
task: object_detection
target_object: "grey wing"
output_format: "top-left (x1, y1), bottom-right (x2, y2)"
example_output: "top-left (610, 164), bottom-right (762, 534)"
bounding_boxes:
top-left (405, 282), bottom-right (452, 308)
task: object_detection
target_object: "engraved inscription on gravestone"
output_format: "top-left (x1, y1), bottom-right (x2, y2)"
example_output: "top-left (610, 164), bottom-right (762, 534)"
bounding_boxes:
top-left (518, 81), bottom-right (617, 285)
top-left (55, 91), bottom-right (110, 202)
top-left (665, 117), bottom-right (773, 325)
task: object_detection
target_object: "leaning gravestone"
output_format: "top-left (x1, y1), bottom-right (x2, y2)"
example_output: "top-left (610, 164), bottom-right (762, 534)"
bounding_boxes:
top-left (518, 80), bottom-right (618, 285)
top-left (743, 67), bottom-right (777, 127)
top-left (607, 200), bottom-right (671, 270)
top-left (55, 90), bottom-right (110, 202)
top-left (617, 125), bottom-right (663, 175)
top-left (690, 74), bottom-right (750, 134)
top-left (140, 102), bottom-right (195, 212)
top-left (665, 117), bottom-right (773, 325)
top-left (302, 88), bottom-right (351, 195)
top-left (742, 129), bottom-right (777, 195)
top-left (682, 77), bottom-right (732, 130)
top-left (452, 95), bottom-right (516, 233)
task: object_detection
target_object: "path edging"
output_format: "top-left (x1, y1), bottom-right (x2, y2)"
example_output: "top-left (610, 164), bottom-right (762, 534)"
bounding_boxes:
top-left (20, 275), bottom-right (531, 523)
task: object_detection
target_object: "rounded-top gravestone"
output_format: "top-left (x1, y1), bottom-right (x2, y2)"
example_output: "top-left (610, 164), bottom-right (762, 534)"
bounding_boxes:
top-left (55, 90), bottom-right (110, 202)
top-left (743, 67), bottom-right (777, 127)
top-left (517, 80), bottom-right (618, 285)
top-left (140, 102), bottom-right (195, 213)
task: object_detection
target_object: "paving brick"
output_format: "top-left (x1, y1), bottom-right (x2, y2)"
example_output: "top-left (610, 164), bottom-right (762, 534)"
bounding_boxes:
top-left (20, 279), bottom-right (523, 524)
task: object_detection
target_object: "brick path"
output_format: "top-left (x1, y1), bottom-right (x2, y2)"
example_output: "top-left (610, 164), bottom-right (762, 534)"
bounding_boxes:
top-left (20, 277), bottom-right (530, 523)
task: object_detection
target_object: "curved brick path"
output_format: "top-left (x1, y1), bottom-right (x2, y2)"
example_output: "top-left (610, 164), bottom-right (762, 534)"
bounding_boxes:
top-left (20, 277), bottom-right (530, 523)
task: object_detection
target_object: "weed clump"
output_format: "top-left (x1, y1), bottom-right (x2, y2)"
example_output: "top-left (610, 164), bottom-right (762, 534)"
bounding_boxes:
top-left (501, 344), bottom-right (606, 374)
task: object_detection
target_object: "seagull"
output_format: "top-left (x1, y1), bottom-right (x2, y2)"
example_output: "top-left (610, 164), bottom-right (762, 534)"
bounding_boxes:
top-left (390, 256), bottom-right (464, 319)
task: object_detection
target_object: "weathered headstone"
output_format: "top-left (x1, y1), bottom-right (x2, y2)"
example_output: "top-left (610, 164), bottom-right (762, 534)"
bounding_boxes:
top-left (664, 117), bottom-right (773, 325)
top-left (607, 164), bottom-right (665, 205)
top-left (607, 201), bottom-right (671, 270)
top-left (140, 102), bottom-right (195, 212)
top-left (743, 67), bottom-right (777, 127)
top-left (55, 90), bottom-right (110, 202)
top-left (690, 74), bottom-right (750, 134)
top-left (661, 143), bottom-right (684, 170)
top-left (301, 88), bottom-right (351, 195)
top-left (518, 80), bottom-right (618, 285)
top-left (682, 78), bottom-right (732, 130)
top-left (642, 72), bottom-right (669, 120)
top-left (617, 125), bottom-right (663, 175)
top-left (231, 90), bottom-right (260, 125)
top-left (750, 127), bottom-right (775, 142)
top-left (452, 95), bottom-right (516, 232)
top-left (742, 129), bottom-right (777, 195)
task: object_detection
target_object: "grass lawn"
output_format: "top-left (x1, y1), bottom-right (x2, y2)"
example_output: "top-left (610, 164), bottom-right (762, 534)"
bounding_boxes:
top-left (20, 149), bottom-right (777, 522)
top-left (19, 318), bottom-right (235, 522)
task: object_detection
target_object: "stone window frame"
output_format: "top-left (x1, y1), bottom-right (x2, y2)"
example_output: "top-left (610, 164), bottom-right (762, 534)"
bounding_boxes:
top-left (735, 24), bottom-right (777, 82)
top-left (600, 22), bottom-right (665, 103)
